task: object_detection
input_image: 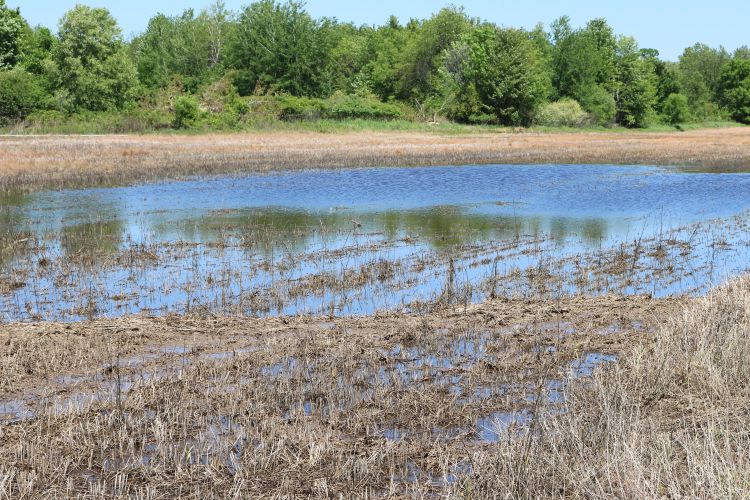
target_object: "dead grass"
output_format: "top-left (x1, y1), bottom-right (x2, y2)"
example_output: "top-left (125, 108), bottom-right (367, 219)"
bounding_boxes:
top-left (0, 294), bottom-right (679, 497)
top-left (452, 275), bottom-right (750, 498)
top-left (1, 127), bottom-right (750, 192)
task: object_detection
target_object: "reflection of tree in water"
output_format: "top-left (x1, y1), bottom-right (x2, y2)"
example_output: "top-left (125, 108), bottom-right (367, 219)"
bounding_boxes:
top-left (0, 190), bottom-right (33, 269)
top-left (61, 220), bottom-right (124, 260)
top-left (161, 206), bottom-right (613, 253)
top-left (549, 217), bottom-right (608, 244)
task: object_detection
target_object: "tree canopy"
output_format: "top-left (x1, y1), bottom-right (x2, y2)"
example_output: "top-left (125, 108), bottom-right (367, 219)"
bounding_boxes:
top-left (0, 1), bottom-right (747, 129)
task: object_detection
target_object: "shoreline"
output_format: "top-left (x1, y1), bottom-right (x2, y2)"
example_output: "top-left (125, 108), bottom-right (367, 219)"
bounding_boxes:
top-left (1, 126), bottom-right (749, 192)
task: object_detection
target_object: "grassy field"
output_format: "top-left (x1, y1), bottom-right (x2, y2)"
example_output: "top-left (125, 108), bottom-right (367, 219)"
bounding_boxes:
top-left (1, 125), bottom-right (749, 192)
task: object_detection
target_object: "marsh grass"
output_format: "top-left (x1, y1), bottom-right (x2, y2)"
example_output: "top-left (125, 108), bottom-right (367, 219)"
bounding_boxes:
top-left (0, 293), bottom-right (678, 497)
top-left (451, 275), bottom-right (750, 498)
top-left (1, 127), bottom-right (750, 193)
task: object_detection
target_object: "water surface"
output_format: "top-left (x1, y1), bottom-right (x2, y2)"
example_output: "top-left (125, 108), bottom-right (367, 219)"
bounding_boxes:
top-left (1, 164), bottom-right (749, 320)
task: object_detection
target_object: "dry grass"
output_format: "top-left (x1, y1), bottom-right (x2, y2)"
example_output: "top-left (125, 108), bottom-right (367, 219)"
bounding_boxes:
top-left (1, 127), bottom-right (750, 191)
top-left (0, 294), bottom-right (679, 497)
top-left (453, 275), bottom-right (750, 498)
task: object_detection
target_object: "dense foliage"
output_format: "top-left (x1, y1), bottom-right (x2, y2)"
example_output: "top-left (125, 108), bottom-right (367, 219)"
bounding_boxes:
top-left (0, 0), bottom-right (747, 129)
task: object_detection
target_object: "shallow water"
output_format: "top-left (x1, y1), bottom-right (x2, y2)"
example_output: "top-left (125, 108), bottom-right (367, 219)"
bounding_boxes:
top-left (2, 164), bottom-right (750, 320)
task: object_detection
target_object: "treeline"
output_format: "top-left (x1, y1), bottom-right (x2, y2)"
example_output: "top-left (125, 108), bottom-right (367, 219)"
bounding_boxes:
top-left (1, 0), bottom-right (749, 130)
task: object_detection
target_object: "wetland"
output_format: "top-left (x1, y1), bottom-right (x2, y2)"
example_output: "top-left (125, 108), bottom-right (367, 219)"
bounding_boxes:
top-left (2, 158), bottom-right (750, 497)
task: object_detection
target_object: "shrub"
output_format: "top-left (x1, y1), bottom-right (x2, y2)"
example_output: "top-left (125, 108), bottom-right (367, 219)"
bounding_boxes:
top-left (535, 98), bottom-right (588, 127)
top-left (0, 69), bottom-right (48, 122)
top-left (579, 85), bottom-right (616, 126)
top-left (275, 95), bottom-right (326, 120)
top-left (661, 93), bottom-right (690, 125)
top-left (324, 92), bottom-right (403, 121)
top-left (173, 95), bottom-right (200, 129)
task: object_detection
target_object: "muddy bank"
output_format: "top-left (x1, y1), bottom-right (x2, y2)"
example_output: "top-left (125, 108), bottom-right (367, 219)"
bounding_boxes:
top-left (1, 127), bottom-right (750, 191)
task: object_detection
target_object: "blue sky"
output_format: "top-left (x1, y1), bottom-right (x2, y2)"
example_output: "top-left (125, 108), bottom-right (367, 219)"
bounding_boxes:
top-left (8, 0), bottom-right (749, 61)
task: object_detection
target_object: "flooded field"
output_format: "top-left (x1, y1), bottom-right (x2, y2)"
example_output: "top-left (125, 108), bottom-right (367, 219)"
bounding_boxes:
top-left (2, 163), bottom-right (750, 496)
top-left (1, 164), bottom-right (750, 321)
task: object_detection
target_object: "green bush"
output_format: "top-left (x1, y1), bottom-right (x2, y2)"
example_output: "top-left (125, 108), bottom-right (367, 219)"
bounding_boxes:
top-left (0, 69), bottom-right (48, 121)
top-left (324, 92), bottom-right (403, 120)
top-left (275, 95), bottom-right (326, 120)
top-left (579, 85), bottom-right (616, 126)
top-left (661, 93), bottom-right (690, 124)
top-left (535, 98), bottom-right (588, 127)
top-left (173, 95), bottom-right (200, 128)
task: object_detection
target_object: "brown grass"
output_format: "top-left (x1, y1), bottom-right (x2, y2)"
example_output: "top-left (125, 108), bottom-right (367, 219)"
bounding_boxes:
top-left (452, 275), bottom-right (750, 498)
top-left (0, 294), bottom-right (679, 497)
top-left (2, 127), bottom-right (750, 191)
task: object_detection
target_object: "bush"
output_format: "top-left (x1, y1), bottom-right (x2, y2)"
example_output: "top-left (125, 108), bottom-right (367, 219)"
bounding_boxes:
top-left (324, 92), bottom-right (403, 121)
top-left (661, 93), bottom-right (690, 125)
top-left (535, 98), bottom-right (588, 127)
top-left (274, 93), bottom-right (404, 122)
top-left (0, 69), bottom-right (48, 122)
top-left (173, 95), bottom-right (200, 129)
top-left (579, 85), bottom-right (616, 126)
top-left (275, 95), bottom-right (326, 120)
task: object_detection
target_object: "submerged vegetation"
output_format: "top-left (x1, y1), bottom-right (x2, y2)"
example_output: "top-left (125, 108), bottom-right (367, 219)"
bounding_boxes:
top-left (0, 0), bottom-right (749, 133)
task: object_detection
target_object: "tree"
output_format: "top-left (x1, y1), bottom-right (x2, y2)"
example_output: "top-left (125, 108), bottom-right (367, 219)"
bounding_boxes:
top-left (678, 43), bottom-right (729, 118)
top-left (613, 36), bottom-right (657, 127)
top-left (134, 2), bottom-right (234, 90)
top-left (18, 25), bottom-right (55, 75)
top-left (442, 25), bottom-right (547, 126)
top-left (358, 20), bottom-right (409, 101)
top-left (396, 7), bottom-right (472, 99)
top-left (551, 17), bottom-right (617, 102)
top-left (52, 5), bottom-right (138, 111)
top-left (229, 0), bottom-right (331, 97)
top-left (719, 58), bottom-right (750, 124)
top-left (0, 0), bottom-right (26, 69)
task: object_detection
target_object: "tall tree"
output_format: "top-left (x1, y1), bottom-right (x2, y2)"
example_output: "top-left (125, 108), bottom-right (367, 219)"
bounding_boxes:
top-left (613, 36), bottom-right (657, 127)
top-left (229, 0), bottom-right (331, 97)
top-left (134, 4), bottom-right (233, 90)
top-left (0, 0), bottom-right (26, 69)
top-left (396, 6), bottom-right (472, 100)
top-left (719, 57), bottom-right (750, 123)
top-left (678, 43), bottom-right (729, 118)
top-left (441, 25), bottom-right (547, 126)
top-left (52, 5), bottom-right (138, 111)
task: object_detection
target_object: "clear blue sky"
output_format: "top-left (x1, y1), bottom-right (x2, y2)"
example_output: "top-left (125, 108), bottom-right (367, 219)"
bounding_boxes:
top-left (8, 0), bottom-right (749, 61)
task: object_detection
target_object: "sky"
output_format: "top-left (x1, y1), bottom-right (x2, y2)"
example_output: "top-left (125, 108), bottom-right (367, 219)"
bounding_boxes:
top-left (8, 0), bottom-right (749, 61)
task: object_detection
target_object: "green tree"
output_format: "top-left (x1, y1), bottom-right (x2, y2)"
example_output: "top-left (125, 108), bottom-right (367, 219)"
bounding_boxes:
top-left (358, 19), bottom-right (409, 101)
top-left (229, 0), bottom-right (331, 97)
top-left (719, 58), bottom-right (750, 123)
top-left (613, 36), bottom-right (657, 127)
top-left (18, 25), bottom-right (55, 75)
top-left (442, 25), bottom-right (547, 126)
top-left (551, 17), bottom-right (617, 102)
top-left (396, 7), bottom-right (472, 100)
top-left (0, 0), bottom-right (26, 69)
top-left (52, 5), bottom-right (138, 111)
top-left (134, 2), bottom-right (234, 90)
top-left (678, 43), bottom-right (729, 118)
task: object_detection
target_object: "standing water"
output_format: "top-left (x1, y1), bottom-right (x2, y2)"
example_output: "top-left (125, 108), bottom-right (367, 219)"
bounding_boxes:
top-left (1, 164), bottom-right (750, 320)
